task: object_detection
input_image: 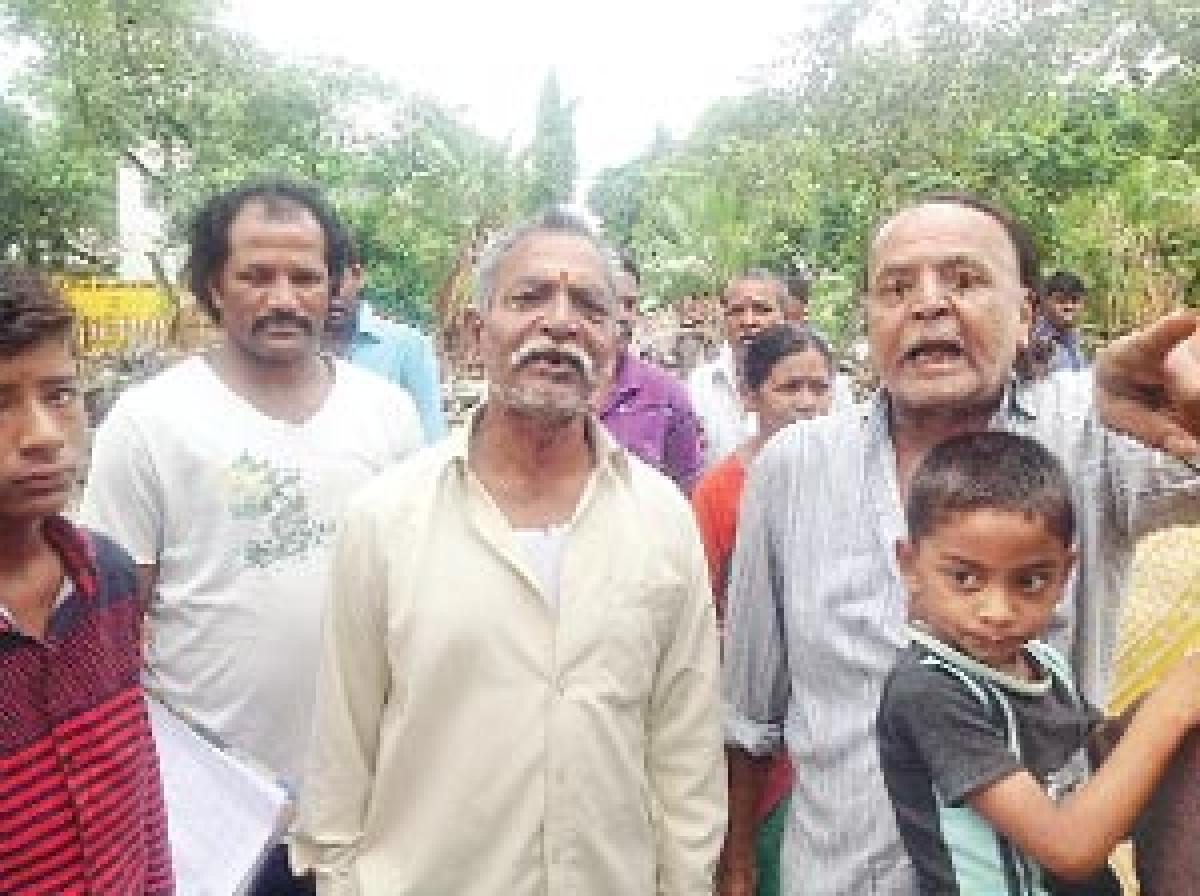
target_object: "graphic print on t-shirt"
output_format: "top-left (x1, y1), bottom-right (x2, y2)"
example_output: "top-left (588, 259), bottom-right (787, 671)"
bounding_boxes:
top-left (223, 450), bottom-right (335, 569)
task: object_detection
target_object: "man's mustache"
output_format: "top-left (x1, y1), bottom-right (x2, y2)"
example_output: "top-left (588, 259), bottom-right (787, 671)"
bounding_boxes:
top-left (252, 312), bottom-right (313, 334)
top-left (510, 338), bottom-right (596, 383)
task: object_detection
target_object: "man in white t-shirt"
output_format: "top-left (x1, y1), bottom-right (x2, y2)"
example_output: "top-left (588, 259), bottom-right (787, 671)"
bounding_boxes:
top-left (81, 181), bottom-right (423, 896)
top-left (688, 271), bottom-right (787, 467)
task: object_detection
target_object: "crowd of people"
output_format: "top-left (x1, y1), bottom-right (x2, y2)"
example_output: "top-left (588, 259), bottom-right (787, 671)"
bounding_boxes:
top-left (2, 179), bottom-right (1200, 896)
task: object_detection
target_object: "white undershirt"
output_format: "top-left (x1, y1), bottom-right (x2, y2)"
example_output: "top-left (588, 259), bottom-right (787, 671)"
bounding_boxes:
top-left (513, 525), bottom-right (570, 608)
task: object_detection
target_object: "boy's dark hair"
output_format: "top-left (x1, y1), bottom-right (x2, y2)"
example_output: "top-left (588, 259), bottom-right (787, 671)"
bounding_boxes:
top-left (906, 431), bottom-right (1075, 545)
top-left (742, 322), bottom-right (834, 391)
top-left (0, 265), bottom-right (76, 358)
top-left (186, 180), bottom-right (349, 322)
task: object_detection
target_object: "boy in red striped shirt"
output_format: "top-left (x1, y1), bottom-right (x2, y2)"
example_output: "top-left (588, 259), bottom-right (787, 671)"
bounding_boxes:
top-left (0, 266), bottom-right (172, 895)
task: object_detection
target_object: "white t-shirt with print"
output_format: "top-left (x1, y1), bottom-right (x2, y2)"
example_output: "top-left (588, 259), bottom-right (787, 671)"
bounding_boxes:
top-left (80, 356), bottom-right (423, 787)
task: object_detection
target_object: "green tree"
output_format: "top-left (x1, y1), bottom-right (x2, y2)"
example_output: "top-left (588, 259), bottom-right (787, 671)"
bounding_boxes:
top-left (1, 0), bottom-right (524, 326)
top-left (522, 69), bottom-right (577, 211)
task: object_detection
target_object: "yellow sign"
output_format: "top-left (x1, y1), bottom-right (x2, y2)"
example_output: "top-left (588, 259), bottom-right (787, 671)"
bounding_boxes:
top-left (58, 278), bottom-right (170, 321)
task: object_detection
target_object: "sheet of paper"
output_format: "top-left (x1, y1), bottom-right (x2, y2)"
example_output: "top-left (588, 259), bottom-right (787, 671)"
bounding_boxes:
top-left (147, 695), bottom-right (292, 896)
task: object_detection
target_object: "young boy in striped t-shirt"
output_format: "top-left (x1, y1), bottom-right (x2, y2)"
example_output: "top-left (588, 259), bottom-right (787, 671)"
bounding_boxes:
top-left (0, 266), bottom-right (172, 894)
top-left (878, 431), bottom-right (1200, 896)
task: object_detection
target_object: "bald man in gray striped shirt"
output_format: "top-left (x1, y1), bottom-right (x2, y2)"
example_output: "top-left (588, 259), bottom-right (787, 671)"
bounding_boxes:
top-left (720, 194), bottom-right (1200, 895)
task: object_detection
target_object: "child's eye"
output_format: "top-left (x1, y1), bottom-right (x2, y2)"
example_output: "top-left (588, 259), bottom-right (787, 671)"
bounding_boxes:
top-left (1018, 573), bottom-right (1049, 592)
top-left (947, 568), bottom-right (980, 589)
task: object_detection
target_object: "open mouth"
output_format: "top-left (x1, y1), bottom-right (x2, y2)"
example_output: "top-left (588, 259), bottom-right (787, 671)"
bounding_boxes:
top-left (903, 339), bottom-right (965, 366)
top-left (521, 351), bottom-right (587, 379)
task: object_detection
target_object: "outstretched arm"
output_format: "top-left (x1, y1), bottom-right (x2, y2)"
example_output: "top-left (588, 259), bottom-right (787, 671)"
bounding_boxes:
top-left (971, 654), bottom-right (1200, 881)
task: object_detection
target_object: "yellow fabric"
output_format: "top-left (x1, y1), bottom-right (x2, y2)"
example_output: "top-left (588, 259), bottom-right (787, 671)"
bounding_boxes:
top-left (292, 412), bottom-right (726, 896)
top-left (1108, 526), bottom-right (1200, 894)
top-left (1109, 526), bottom-right (1200, 715)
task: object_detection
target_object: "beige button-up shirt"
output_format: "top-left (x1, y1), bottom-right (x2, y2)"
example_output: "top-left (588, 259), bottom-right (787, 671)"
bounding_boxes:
top-left (293, 414), bottom-right (726, 895)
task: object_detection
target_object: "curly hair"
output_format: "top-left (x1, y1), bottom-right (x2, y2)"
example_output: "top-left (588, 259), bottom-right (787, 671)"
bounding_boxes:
top-left (0, 265), bottom-right (75, 358)
top-left (185, 180), bottom-right (349, 322)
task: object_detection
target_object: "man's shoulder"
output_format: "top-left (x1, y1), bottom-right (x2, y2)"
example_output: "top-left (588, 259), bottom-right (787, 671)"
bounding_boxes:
top-left (333, 359), bottom-right (419, 408)
top-left (346, 440), bottom-right (454, 514)
top-left (758, 404), bottom-right (871, 472)
top-left (102, 356), bottom-right (211, 424)
top-left (1020, 369), bottom-right (1094, 417)
top-left (686, 358), bottom-right (722, 390)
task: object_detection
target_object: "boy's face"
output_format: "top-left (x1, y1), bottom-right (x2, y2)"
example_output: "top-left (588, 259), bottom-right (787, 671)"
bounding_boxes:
top-left (0, 338), bottom-right (84, 522)
top-left (896, 508), bottom-right (1075, 675)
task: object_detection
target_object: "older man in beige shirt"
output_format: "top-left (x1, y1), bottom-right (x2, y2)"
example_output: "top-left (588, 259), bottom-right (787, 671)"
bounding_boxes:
top-left (293, 207), bottom-right (726, 896)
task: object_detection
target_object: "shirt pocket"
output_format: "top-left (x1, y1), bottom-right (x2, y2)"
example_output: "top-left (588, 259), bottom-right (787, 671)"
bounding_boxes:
top-left (599, 604), bottom-right (658, 705)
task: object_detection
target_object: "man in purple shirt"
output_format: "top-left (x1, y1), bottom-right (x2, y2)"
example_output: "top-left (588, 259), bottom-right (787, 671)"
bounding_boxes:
top-left (597, 254), bottom-right (704, 493)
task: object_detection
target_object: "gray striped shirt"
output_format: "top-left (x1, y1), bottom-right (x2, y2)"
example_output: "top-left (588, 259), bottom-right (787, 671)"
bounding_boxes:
top-left (723, 371), bottom-right (1200, 895)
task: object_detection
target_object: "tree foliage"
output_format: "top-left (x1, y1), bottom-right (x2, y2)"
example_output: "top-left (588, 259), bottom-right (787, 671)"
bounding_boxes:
top-left (521, 69), bottom-right (578, 212)
top-left (0, 0), bottom-right (525, 326)
top-left (589, 0), bottom-right (1200, 347)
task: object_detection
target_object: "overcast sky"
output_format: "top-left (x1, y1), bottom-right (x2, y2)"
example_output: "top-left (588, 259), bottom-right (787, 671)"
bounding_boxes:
top-left (223, 0), bottom-right (831, 191)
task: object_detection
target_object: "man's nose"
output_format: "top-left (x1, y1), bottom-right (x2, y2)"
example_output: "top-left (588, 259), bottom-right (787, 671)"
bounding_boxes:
top-left (539, 287), bottom-right (582, 335)
top-left (909, 270), bottom-right (951, 319)
top-left (264, 277), bottom-right (306, 311)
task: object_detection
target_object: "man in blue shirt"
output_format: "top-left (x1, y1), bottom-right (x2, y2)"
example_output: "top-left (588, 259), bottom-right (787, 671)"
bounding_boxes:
top-left (325, 243), bottom-right (447, 440)
top-left (1032, 270), bottom-right (1088, 372)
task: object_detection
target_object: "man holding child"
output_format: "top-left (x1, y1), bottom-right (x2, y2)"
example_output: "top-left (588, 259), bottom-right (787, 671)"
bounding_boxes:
top-left (721, 192), bottom-right (1200, 895)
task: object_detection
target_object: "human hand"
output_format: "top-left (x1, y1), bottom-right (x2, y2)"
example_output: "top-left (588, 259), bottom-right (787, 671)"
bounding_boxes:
top-left (1095, 311), bottom-right (1200, 461)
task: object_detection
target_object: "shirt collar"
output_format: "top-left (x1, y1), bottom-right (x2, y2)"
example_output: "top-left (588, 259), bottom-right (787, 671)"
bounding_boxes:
top-left (449, 401), bottom-right (632, 485)
top-left (717, 342), bottom-right (737, 384)
top-left (865, 375), bottom-right (1039, 442)
top-left (600, 350), bottom-right (642, 414)
top-left (0, 516), bottom-right (97, 635)
top-left (908, 624), bottom-right (1053, 697)
top-left (1033, 316), bottom-right (1079, 349)
top-left (351, 300), bottom-right (385, 346)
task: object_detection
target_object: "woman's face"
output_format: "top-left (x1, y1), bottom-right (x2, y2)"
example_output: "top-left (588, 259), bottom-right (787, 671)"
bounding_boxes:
top-left (745, 347), bottom-right (834, 438)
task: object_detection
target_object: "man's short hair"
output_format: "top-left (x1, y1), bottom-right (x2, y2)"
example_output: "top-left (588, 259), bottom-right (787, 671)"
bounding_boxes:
top-left (186, 180), bottom-right (349, 322)
top-left (867, 191), bottom-right (1042, 297)
top-left (0, 265), bottom-right (75, 358)
top-left (725, 268), bottom-right (789, 305)
top-left (742, 323), bottom-right (833, 391)
top-left (906, 431), bottom-right (1075, 546)
top-left (474, 206), bottom-right (616, 311)
top-left (1043, 270), bottom-right (1086, 299)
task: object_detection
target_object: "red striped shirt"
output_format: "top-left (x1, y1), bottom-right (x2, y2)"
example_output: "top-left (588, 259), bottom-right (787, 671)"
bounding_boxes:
top-left (0, 516), bottom-right (173, 895)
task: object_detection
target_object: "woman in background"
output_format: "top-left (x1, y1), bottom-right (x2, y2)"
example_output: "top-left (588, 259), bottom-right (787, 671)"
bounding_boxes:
top-left (691, 322), bottom-right (836, 896)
